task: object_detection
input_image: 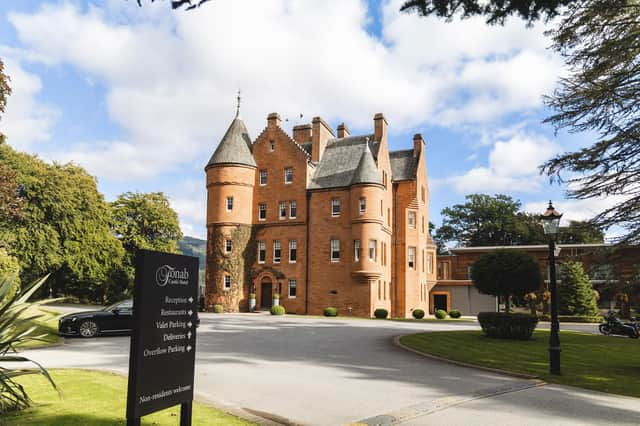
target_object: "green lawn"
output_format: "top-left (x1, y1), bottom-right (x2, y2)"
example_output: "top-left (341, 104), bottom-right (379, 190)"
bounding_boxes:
top-left (8, 369), bottom-right (253, 425)
top-left (14, 306), bottom-right (61, 349)
top-left (400, 330), bottom-right (640, 398)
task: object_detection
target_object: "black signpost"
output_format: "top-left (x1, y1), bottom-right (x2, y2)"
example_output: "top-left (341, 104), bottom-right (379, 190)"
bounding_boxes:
top-left (126, 249), bottom-right (199, 426)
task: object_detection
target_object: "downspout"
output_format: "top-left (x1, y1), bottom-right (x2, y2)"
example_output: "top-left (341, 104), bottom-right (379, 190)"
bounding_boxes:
top-left (393, 182), bottom-right (399, 317)
top-left (305, 190), bottom-right (311, 314)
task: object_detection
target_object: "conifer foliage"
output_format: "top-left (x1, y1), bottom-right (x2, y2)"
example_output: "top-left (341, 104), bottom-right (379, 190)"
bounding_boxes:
top-left (558, 261), bottom-right (598, 316)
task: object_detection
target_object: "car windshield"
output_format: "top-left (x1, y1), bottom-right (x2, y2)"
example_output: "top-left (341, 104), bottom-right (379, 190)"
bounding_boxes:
top-left (102, 300), bottom-right (133, 312)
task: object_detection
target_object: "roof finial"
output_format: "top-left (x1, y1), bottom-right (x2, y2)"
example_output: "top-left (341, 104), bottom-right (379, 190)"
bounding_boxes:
top-left (235, 89), bottom-right (241, 118)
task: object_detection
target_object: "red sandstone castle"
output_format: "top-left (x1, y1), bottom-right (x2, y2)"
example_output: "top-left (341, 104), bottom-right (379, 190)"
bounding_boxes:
top-left (204, 109), bottom-right (437, 318)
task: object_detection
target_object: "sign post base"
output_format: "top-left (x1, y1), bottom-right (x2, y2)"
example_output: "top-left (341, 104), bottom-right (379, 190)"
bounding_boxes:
top-left (180, 402), bottom-right (193, 426)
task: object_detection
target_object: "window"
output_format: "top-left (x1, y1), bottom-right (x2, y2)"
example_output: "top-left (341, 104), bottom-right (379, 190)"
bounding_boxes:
top-left (259, 170), bottom-right (267, 185)
top-left (258, 241), bottom-right (266, 263)
top-left (408, 246), bottom-right (416, 270)
top-left (467, 265), bottom-right (473, 280)
top-left (288, 279), bottom-right (297, 298)
top-left (223, 275), bottom-right (231, 290)
top-left (259, 203), bottom-right (266, 220)
top-left (289, 240), bottom-right (297, 263)
top-left (428, 253), bottom-right (434, 274)
top-left (381, 242), bottom-right (386, 266)
top-left (408, 211), bottom-right (416, 228)
top-left (279, 202), bottom-right (287, 220)
top-left (273, 240), bottom-right (281, 263)
top-left (359, 198), bottom-right (366, 213)
top-left (380, 199), bottom-right (383, 216)
top-left (331, 198), bottom-right (340, 216)
top-left (421, 216), bottom-right (425, 233)
top-left (387, 208), bottom-right (390, 226)
top-left (354, 240), bottom-right (360, 261)
top-left (369, 240), bottom-right (376, 261)
top-left (290, 201), bottom-right (297, 218)
top-left (422, 249), bottom-right (425, 272)
top-left (225, 239), bottom-right (232, 253)
top-left (331, 239), bottom-right (340, 262)
top-left (226, 196), bottom-right (233, 211)
top-left (270, 141), bottom-right (275, 152)
top-left (284, 167), bottom-right (293, 184)
top-left (421, 185), bottom-right (425, 202)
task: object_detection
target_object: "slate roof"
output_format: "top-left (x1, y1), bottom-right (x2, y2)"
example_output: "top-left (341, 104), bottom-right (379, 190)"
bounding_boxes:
top-left (308, 134), bottom-right (381, 189)
top-left (206, 117), bottom-right (256, 168)
top-left (351, 142), bottom-right (382, 186)
top-left (389, 149), bottom-right (418, 181)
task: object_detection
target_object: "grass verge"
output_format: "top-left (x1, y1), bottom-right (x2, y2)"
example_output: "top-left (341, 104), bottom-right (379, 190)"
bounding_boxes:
top-left (14, 306), bottom-right (61, 349)
top-left (8, 369), bottom-right (253, 425)
top-left (400, 330), bottom-right (640, 398)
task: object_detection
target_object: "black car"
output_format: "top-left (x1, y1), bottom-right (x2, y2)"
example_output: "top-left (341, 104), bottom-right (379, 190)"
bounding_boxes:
top-left (59, 300), bottom-right (133, 338)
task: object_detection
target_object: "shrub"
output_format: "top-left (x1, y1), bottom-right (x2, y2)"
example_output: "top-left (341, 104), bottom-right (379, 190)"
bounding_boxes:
top-left (213, 304), bottom-right (224, 313)
top-left (271, 305), bottom-right (286, 315)
top-left (373, 308), bottom-right (388, 319)
top-left (477, 312), bottom-right (538, 339)
top-left (538, 314), bottom-right (602, 323)
top-left (448, 309), bottom-right (461, 318)
top-left (435, 309), bottom-right (447, 319)
top-left (412, 309), bottom-right (425, 319)
top-left (249, 293), bottom-right (256, 299)
top-left (273, 293), bottom-right (280, 299)
top-left (324, 307), bottom-right (338, 317)
top-left (558, 261), bottom-right (598, 316)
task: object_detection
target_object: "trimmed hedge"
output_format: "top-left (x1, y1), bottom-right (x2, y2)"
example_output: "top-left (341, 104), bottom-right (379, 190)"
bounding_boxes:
top-left (412, 309), bottom-right (425, 319)
top-left (374, 308), bottom-right (388, 319)
top-left (324, 307), bottom-right (338, 317)
top-left (449, 309), bottom-right (461, 319)
top-left (213, 304), bottom-right (224, 314)
top-left (271, 305), bottom-right (286, 315)
top-left (477, 312), bottom-right (538, 340)
top-left (435, 309), bottom-right (447, 319)
top-left (538, 314), bottom-right (603, 323)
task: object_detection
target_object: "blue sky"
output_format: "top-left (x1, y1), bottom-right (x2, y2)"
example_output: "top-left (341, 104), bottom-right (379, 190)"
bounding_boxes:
top-left (0, 0), bottom-right (610, 240)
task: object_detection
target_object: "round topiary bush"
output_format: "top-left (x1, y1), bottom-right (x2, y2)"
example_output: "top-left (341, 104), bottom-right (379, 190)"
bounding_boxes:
top-left (412, 309), bottom-right (425, 319)
top-left (373, 308), bottom-right (388, 319)
top-left (449, 309), bottom-right (461, 318)
top-left (213, 304), bottom-right (224, 313)
top-left (324, 307), bottom-right (338, 317)
top-left (271, 305), bottom-right (286, 315)
top-left (477, 312), bottom-right (538, 340)
top-left (249, 293), bottom-right (256, 299)
top-left (435, 309), bottom-right (447, 319)
top-left (273, 293), bottom-right (280, 299)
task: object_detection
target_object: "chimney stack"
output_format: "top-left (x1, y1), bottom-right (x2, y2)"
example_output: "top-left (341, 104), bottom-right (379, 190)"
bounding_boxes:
top-left (413, 133), bottom-right (424, 157)
top-left (267, 112), bottom-right (281, 129)
top-left (337, 123), bottom-right (350, 138)
top-left (373, 113), bottom-right (387, 143)
top-left (293, 124), bottom-right (312, 144)
top-left (311, 116), bottom-right (334, 162)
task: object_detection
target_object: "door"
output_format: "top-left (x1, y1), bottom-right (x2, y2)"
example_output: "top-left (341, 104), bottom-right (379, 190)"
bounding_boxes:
top-left (261, 281), bottom-right (273, 310)
top-left (433, 294), bottom-right (448, 312)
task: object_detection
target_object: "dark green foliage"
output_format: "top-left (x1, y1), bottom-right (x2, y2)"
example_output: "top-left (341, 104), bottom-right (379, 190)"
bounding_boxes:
top-left (273, 293), bottom-right (280, 300)
top-left (324, 307), bottom-right (338, 317)
top-left (213, 304), bottom-right (224, 314)
top-left (471, 250), bottom-right (542, 311)
top-left (558, 261), bottom-right (598, 316)
top-left (449, 309), bottom-right (462, 318)
top-left (435, 309), bottom-right (447, 319)
top-left (538, 314), bottom-right (602, 323)
top-left (435, 194), bottom-right (603, 247)
top-left (374, 308), bottom-right (388, 319)
top-left (400, 0), bottom-right (571, 25)
top-left (541, 2), bottom-right (640, 243)
top-left (270, 305), bottom-right (285, 316)
top-left (477, 312), bottom-right (539, 339)
top-left (412, 309), bottom-right (425, 319)
top-left (0, 59), bottom-right (10, 118)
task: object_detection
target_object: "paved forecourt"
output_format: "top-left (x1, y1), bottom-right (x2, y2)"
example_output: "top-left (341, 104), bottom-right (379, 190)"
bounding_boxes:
top-left (23, 313), bottom-right (638, 425)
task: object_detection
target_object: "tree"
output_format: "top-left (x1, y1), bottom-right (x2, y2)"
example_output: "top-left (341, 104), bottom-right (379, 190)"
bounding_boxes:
top-left (135, 0), bottom-right (212, 11)
top-left (111, 192), bottom-right (183, 255)
top-left (558, 261), bottom-right (598, 316)
top-left (0, 59), bottom-right (10, 119)
top-left (0, 142), bottom-right (125, 302)
top-left (400, 0), bottom-right (572, 24)
top-left (429, 221), bottom-right (449, 254)
top-left (471, 249), bottom-right (542, 311)
top-left (541, 1), bottom-right (640, 244)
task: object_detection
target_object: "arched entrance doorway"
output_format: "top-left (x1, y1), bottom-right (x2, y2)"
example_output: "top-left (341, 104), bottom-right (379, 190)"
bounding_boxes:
top-left (260, 277), bottom-right (273, 310)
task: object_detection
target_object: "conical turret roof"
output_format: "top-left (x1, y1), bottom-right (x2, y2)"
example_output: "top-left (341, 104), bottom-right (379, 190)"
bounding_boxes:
top-left (206, 117), bottom-right (256, 169)
top-left (351, 140), bottom-right (382, 185)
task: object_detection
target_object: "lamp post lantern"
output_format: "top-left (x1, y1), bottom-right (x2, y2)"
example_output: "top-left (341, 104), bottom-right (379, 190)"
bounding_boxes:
top-left (542, 200), bottom-right (562, 375)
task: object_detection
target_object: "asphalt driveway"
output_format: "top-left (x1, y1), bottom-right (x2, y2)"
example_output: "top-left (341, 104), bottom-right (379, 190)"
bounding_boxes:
top-left (22, 313), bottom-right (640, 425)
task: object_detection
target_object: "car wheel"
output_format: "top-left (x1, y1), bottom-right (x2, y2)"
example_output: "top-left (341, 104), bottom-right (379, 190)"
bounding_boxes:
top-left (79, 320), bottom-right (99, 338)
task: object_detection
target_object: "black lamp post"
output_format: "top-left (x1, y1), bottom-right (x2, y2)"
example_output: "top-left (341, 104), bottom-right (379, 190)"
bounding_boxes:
top-left (542, 200), bottom-right (563, 375)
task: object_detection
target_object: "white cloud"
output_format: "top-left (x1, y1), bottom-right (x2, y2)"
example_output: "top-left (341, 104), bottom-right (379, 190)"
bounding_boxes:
top-left (442, 133), bottom-right (559, 193)
top-left (0, 56), bottom-right (59, 149)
